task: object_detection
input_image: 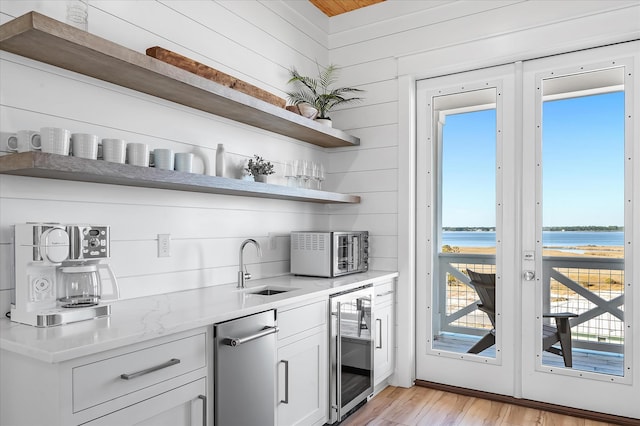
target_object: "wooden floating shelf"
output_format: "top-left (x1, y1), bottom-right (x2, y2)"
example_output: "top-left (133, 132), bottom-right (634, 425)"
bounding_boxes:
top-left (0, 152), bottom-right (360, 204)
top-left (0, 12), bottom-right (360, 148)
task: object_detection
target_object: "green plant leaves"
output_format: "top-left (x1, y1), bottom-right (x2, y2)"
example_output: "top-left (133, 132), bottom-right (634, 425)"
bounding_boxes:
top-left (286, 63), bottom-right (364, 119)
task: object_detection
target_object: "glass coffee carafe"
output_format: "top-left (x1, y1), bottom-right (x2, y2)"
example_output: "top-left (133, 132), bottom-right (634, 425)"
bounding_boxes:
top-left (57, 264), bottom-right (115, 308)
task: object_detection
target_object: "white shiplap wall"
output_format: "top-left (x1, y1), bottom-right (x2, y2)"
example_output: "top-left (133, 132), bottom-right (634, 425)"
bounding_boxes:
top-left (0, 0), bottom-right (343, 312)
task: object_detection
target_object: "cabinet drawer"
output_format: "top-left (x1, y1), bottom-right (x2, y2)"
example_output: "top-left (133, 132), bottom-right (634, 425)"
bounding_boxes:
top-left (375, 281), bottom-right (395, 301)
top-left (278, 300), bottom-right (327, 341)
top-left (82, 378), bottom-right (206, 426)
top-left (73, 333), bottom-right (206, 413)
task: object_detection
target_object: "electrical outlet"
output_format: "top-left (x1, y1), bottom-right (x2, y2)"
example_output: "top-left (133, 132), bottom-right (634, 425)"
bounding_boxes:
top-left (158, 234), bottom-right (171, 257)
top-left (268, 232), bottom-right (277, 250)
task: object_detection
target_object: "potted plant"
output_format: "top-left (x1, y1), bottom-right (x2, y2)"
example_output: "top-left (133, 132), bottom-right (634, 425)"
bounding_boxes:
top-left (286, 63), bottom-right (364, 127)
top-left (245, 155), bottom-right (275, 182)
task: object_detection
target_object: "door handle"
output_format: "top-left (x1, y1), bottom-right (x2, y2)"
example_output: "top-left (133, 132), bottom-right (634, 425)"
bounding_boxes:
top-left (376, 318), bottom-right (382, 349)
top-left (336, 301), bottom-right (343, 414)
top-left (524, 270), bottom-right (535, 281)
top-left (197, 395), bottom-right (207, 426)
top-left (280, 360), bottom-right (289, 404)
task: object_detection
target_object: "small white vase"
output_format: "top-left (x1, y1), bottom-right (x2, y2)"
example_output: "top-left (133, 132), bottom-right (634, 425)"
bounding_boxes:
top-left (315, 118), bottom-right (332, 127)
top-left (215, 143), bottom-right (225, 177)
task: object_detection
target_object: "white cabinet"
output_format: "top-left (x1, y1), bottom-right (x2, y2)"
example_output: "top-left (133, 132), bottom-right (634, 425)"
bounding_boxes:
top-left (374, 280), bottom-right (396, 386)
top-left (277, 299), bottom-right (328, 426)
top-left (83, 378), bottom-right (207, 426)
top-left (0, 328), bottom-right (210, 426)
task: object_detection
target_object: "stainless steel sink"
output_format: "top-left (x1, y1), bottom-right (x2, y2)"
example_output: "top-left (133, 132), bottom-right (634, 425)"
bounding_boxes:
top-left (251, 289), bottom-right (288, 296)
top-left (244, 286), bottom-right (297, 296)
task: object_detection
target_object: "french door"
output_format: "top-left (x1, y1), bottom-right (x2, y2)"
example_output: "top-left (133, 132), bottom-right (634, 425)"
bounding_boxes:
top-left (415, 41), bottom-right (638, 417)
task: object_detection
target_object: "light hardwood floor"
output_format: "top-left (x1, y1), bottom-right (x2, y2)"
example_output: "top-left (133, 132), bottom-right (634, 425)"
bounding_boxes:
top-left (341, 385), bottom-right (622, 426)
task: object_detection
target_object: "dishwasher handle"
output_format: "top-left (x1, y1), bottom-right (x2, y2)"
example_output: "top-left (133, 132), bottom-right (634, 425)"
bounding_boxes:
top-left (223, 325), bottom-right (279, 347)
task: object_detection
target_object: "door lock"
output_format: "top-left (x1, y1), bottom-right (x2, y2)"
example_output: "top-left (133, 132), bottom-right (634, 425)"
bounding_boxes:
top-left (524, 270), bottom-right (535, 281)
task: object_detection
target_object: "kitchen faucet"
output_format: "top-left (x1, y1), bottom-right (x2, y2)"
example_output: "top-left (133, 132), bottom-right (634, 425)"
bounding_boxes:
top-left (238, 238), bottom-right (262, 288)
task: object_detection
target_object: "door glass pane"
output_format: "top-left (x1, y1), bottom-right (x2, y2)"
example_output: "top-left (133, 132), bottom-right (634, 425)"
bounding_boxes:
top-left (540, 69), bottom-right (625, 375)
top-left (339, 294), bottom-right (372, 407)
top-left (432, 89), bottom-right (498, 357)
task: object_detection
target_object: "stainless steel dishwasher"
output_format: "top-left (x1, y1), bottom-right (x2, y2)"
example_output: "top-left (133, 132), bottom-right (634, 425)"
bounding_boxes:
top-left (214, 310), bottom-right (278, 426)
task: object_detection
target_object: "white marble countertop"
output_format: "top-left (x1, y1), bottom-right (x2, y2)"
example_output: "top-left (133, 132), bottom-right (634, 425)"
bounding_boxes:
top-left (0, 271), bottom-right (397, 363)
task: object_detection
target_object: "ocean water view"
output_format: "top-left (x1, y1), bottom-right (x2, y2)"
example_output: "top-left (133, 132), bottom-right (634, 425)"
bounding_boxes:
top-left (442, 231), bottom-right (624, 247)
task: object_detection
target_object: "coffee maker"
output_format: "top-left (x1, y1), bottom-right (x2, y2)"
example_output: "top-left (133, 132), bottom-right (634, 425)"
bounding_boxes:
top-left (10, 223), bottom-right (120, 327)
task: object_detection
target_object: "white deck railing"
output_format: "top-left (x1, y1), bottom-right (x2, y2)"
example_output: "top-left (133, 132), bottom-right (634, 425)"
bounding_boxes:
top-left (436, 253), bottom-right (624, 354)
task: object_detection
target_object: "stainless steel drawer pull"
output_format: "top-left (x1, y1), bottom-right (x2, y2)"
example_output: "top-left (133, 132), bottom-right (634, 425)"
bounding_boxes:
top-left (197, 395), bottom-right (207, 426)
top-left (376, 290), bottom-right (394, 297)
top-left (120, 358), bottom-right (181, 380)
top-left (223, 326), bottom-right (279, 347)
top-left (280, 360), bottom-right (289, 404)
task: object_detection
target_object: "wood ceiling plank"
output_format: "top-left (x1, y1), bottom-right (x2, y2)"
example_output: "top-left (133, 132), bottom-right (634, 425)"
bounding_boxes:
top-left (309, 0), bottom-right (385, 17)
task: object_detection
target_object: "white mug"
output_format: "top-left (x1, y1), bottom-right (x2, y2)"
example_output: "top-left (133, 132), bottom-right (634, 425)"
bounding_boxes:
top-left (40, 127), bottom-right (71, 155)
top-left (102, 139), bottom-right (127, 164)
top-left (126, 142), bottom-right (149, 167)
top-left (174, 153), bottom-right (194, 173)
top-left (154, 148), bottom-right (174, 170)
top-left (5, 133), bottom-right (17, 152)
top-left (71, 133), bottom-right (99, 159)
top-left (9, 130), bottom-right (42, 153)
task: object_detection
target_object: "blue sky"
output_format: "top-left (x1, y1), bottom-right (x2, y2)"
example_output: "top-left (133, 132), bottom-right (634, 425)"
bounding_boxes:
top-left (441, 109), bottom-right (496, 227)
top-left (542, 92), bottom-right (624, 226)
top-left (441, 91), bottom-right (624, 227)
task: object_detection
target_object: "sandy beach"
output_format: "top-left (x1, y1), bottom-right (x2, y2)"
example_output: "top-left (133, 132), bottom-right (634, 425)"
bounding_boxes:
top-left (450, 245), bottom-right (624, 258)
top-left (445, 245), bottom-right (625, 296)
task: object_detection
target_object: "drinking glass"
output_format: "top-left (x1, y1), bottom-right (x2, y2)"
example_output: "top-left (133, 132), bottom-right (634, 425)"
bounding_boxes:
top-left (317, 163), bottom-right (325, 190)
top-left (295, 160), bottom-right (306, 188)
top-left (311, 162), bottom-right (320, 190)
top-left (302, 160), bottom-right (313, 189)
top-left (285, 160), bottom-right (297, 187)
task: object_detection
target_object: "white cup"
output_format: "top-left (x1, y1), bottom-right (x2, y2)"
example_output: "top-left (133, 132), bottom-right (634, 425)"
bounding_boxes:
top-left (174, 153), bottom-right (194, 173)
top-left (71, 133), bottom-right (99, 159)
top-left (40, 127), bottom-right (71, 155)
top-left (154, 148), bottom-right (174, 170)
top-left (102, 139), bottom-right (127, 164)
top-left (9, 130), bottom-right (42, 153)
top-left (5, 133), bottom-right (17, 152)
top-left (126, 142), bottom-right (149, 167)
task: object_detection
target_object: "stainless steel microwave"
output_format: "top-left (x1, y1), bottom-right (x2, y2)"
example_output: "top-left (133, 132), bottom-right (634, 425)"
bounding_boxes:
top-left (290, 231), bottom-right (369, 277)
